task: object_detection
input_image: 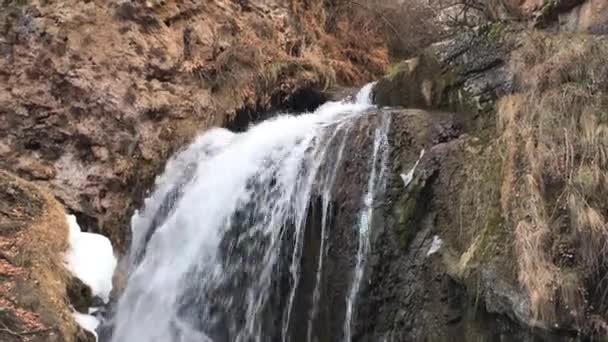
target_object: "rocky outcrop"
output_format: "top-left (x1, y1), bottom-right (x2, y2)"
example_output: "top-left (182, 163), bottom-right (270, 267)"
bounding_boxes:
top-left (355, 96), bottom-right (578, 341)
top-left (552, 0), bottom-right (608, 33)
top-left (437, 0), bottom-right (608, 34)
top-left (0, 170), bottom-right (93, 342)
top-left (365, 24), bottom-right (608, 340)
top-left (373, 26), bottom-right (515, 121)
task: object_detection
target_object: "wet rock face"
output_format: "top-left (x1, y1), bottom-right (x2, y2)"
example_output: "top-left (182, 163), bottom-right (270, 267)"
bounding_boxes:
top-left (367, 28), bottom-right (608, 340)
top-left (351, 109), bottom-right (577, 341)
top-left (372, 28), bottom-right (514, 119)
top-left (66, 276), bottom-right (94, 314)
top-left (354, 109), bottom-right (473, 342)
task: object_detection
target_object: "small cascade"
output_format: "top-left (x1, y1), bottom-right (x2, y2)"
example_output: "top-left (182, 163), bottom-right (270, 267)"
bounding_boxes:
top-left (343, 109), bottom-right (390, 342)
top-left (108, 84), bottom-right (391, 342)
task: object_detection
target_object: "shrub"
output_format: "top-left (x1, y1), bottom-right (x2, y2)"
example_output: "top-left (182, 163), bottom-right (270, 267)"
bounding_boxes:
top-left (326, 0), bottom-right (445, 58)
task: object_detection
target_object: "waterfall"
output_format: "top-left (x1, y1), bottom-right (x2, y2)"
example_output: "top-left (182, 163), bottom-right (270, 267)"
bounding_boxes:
top-left (343, 105), bottom-right (390, 342)
top-left (109, 84), bottom-right (390, 342)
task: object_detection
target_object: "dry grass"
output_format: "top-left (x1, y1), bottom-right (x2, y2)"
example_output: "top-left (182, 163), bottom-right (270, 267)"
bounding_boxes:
top-left (287, 0), bottom-right (392, 84)
top-left (498, 32), bottom-right (608, 328)
top-left (0, 171), bottom-right (80, 341)
top-left (324, 0), bottom-right (443, 59)
top-left (24, 184), bottom-right (77, 340)
top-left (193, 0), bottom-right (391, 112)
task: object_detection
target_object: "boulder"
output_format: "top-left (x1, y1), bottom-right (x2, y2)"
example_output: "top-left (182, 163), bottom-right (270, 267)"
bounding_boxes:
top-left (373, 27), bottom-right (515, 116)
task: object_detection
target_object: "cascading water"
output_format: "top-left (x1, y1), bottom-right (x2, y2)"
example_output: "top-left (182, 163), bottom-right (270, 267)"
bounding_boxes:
top-left (343, 107), bottom-right (390, 342)
top-left (108, 84), bottom-right (391, 342)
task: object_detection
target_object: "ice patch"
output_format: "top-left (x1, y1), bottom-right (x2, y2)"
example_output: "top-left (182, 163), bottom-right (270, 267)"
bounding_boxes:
top-left (73, 311), bottom-right (99, 341)
top-left (400, 149), bottom-right (425, 188)
top-left (426, 235), bottom-right (443, 256)
top-left (65, 214), bottom-right (117, 303)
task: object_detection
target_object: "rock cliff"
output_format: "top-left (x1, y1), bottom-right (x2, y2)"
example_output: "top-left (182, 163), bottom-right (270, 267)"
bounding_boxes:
top-left (0, 0), bottom-right (388, 251)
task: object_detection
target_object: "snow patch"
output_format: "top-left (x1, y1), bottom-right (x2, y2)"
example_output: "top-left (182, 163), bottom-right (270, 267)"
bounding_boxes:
top-left (73, 311), bottom-right (99, 341)
top-left (65, 214), bottom-right (117, 302)
top-left (426, 235), bottom-right (443, 256)
top-left (400, 149), bottom-right (425, 188)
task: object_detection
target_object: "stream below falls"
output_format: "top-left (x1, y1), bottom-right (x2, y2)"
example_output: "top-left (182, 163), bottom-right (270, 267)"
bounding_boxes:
top-left (106, 84), bottom-right (393, 342)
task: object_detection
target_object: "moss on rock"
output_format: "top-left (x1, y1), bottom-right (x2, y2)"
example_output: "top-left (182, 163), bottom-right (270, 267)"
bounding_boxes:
top-left (373, 52), bottom-right (461, 111)
top-left (392, 181), bottom-right (424, 248)
top-left (373, 27), bottom-right (515, 119)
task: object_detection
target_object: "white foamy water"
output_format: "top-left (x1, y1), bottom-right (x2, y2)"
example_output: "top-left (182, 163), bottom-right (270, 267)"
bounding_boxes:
top-left (65, 214), bottom-right (116, 342)
top-left (110, 84), bottom-right (389, 342)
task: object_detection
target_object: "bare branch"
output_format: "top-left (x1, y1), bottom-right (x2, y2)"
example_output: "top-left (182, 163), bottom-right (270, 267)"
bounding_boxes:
top-left (348, 1), bottom-right (404, 44)
top-left (0, 322), bottom-right (50, 338)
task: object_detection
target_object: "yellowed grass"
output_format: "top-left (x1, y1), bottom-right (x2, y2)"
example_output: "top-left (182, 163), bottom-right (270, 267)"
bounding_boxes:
top-left (498, 32), bottom-right (608, 327)
top-left (24, 185), bottom-right (77, 340)
top-left (288, 0), bottom-right (391, 84)
top-left (0, 170), bottom-right (80, 341)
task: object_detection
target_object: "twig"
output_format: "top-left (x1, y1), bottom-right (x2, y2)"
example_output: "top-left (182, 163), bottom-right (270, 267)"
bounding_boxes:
top-left (0, 250), bottom-right (15, 264)
top-left (0, 326), bottom-right (21, 337)
top-left (0, 322), bottom-right (50, 337)
top-left (460, 0), bottom-right (486, 13)
top-left (348, 0), bottom-right (404, 44)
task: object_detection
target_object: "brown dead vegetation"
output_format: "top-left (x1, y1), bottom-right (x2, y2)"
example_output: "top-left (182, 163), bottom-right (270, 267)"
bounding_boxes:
top-left (283, 0), bottom-right (389, 84)
top-left (0, 170), bottom-right (86, 342)
top-left (321, 0), bottom-right (443, 60)
top-left (498, 32), bottom-right (608, 332)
